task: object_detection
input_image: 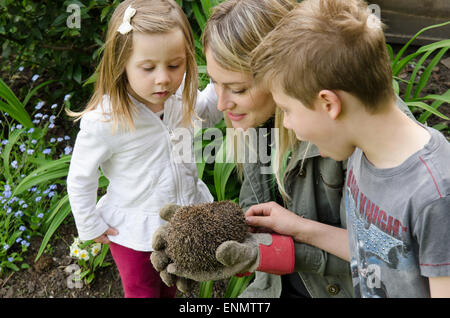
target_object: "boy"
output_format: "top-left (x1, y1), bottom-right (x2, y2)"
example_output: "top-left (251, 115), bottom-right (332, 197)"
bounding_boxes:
top-left (246, 0), bottom-right (450, 297)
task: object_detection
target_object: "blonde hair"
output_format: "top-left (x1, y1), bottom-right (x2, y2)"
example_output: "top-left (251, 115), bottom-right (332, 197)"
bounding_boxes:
top-left (202, 0), bottom-right (296, 185)
top-left (252, 0), bottom-right (395, 200)
top-left (68, 0), bottom-right (198, 132)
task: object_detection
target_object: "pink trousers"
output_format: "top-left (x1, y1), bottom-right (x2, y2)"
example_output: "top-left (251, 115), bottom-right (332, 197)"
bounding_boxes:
top-left (109, 242), bottom-right (177, 298)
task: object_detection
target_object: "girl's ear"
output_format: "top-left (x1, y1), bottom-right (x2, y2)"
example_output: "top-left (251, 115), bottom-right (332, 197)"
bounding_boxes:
top-left (317, 90), bottom-right (342, 120)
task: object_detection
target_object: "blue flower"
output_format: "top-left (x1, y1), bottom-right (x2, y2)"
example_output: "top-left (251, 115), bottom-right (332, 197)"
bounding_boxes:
top-left (11, 160), bottom-right (18, 169)
top-left (37, 213), bottom-right (44, 218)
top-left (35, 101), bottom-right (45, 110)
top-left (35, 196), bottom-right (42, 202)
top-left (8, 257), bottom-right (14, 262)
top-left (16, 237), bottom-right (22, 243)
top-left (50, 138), bottom-right (56, 143)
top-left (51, 103), bottom-right (58, 109)
top-left (20, 144), bottom-right (26, 152)
top-left (19, 225), bottom-right (26, 231)
top-left (31, 74), bottom-right (40, 82)
top-left (3, 244), bottom-right (9, 250)
top-left (18, 66), bottom-right (24, 72)
top-left (48, 191), bottom-right (55, 198)
top-left (27, 149), bottom-right (34, 155)
top-left (42, 149), bottom-right (51, 155)
top-left (14, 211), bottom-right (23, 217)
top-left (28, 128), bottom-right (35, 134)
top-left (64, 94), bottom-right (71, 101)
top-left (21, 240), bottom-right (30, 247)
top-left (64, 146), bottom-right (73, 155)
top-left (1, 140), bottom-right (8, 145)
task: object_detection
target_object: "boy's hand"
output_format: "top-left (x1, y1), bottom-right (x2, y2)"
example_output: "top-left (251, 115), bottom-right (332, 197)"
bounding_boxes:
top-left (245, 202), bottom-right (306, 241)
top-left (94, 227), bottom-right (118, 244)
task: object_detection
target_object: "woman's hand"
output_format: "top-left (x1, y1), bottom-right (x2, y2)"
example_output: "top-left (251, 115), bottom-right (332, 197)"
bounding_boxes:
top-left (94, 227), bottom-right (119, 244)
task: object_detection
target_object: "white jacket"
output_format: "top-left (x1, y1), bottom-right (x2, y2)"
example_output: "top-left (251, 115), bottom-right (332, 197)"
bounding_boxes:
top-left (67, 83), bottom-right (221, 251)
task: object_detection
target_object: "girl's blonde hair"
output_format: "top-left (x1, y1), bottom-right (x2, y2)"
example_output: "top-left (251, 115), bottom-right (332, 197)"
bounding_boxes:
top-left (202, 0), bottom-right (297, 198)
top-left (68, 0), bottom-right (198, 132)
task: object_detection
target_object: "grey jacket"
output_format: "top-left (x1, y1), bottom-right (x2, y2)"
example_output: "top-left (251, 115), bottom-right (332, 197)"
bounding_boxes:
top-left (238, 96), bottom-right (414, 298)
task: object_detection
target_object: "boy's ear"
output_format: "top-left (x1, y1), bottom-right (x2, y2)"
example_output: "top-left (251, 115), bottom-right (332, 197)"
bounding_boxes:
top-left (317, 90), bottom-right (342, 120)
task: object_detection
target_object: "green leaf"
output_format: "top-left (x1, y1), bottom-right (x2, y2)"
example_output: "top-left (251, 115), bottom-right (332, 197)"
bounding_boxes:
top-left (35, 199), bottom-right (72, 262)
top-left (199, 280), bottom-right (213, 298)
top-left (214, 138), bottom-right (236, 201)
top-left (392, 20), bottom-right (450, 68)
top-left (224, 274), bottom-right (255, 298)
top-left (12, 156), bottom-right (71, 197)
top-left (407, 101), bottom-right (450, 120)
top-left (22, 80), bottom-right (55, 108)
top-left (413, 47), bottom-right (449, 99)
top-left (0, 78), bottom-right (33, 127)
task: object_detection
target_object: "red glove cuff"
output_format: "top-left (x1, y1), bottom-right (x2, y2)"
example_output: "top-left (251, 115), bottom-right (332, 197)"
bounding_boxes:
top-left (256, 234), bottom-right (295, 275)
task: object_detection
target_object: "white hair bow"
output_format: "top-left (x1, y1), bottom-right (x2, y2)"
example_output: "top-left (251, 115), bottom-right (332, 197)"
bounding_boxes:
top-left (117, 6), bottom-right (136, 35)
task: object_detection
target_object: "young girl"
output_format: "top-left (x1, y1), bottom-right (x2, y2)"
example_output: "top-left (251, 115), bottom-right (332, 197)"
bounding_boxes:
top-left (66, 0), bottom-right (221, 298)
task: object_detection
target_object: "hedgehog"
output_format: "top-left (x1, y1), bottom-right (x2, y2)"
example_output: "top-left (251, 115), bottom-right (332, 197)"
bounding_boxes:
top-left (165, 201), bottom-right (248, 273)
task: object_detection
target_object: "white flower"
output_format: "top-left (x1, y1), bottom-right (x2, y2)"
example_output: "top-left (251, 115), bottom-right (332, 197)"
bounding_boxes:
top-left (64, 94), bottom-right (71, 101)
top-left (31, 74), bottom-right (40, 82)
top-left (70, 245), bottom-right (81, 259)
top-left (79, 249), bottom-right (90, 261)
top-left (90, 243), bottom-right (101, 256)
top-left (73, 237), bottom-right (82, 246)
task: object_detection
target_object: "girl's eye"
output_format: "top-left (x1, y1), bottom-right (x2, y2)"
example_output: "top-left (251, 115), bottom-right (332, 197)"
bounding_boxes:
top-left (143, 67), bottom-right (154, 71)
top-left (169, 65), bottom-right (180, 69)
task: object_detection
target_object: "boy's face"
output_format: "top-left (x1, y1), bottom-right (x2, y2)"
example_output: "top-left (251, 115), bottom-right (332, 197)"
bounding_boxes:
top-left (271, 85), bottom-right (355, 161)
top-left (125, 29), bottom-right (187, 111)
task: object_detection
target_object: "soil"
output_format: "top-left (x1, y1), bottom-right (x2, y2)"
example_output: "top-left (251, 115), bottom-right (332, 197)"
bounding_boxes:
top-left (0, 45), bottom-right (449, 299)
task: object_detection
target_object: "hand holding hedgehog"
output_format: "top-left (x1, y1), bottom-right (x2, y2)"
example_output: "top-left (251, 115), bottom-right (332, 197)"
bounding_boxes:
top-left (150, 201), bottom-right (295, 292)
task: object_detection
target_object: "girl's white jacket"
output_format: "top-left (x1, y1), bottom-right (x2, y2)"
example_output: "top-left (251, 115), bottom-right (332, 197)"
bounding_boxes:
top-left (67, 83), bottom-right (221, 251)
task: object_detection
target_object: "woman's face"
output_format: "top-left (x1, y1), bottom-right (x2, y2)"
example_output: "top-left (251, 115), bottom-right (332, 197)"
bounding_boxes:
top-left (205, 49), bottom-right (276, 130)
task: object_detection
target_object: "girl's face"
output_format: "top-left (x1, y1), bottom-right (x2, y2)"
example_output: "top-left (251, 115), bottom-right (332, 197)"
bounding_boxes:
top-left (125, 28), bottom-right (186, 112)
top-left (205, 49), bottom-right (276, 130)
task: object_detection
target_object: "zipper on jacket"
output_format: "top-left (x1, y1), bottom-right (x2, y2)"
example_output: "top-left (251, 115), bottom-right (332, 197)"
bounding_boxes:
top-left (137, 99), bottom-right (186, 206)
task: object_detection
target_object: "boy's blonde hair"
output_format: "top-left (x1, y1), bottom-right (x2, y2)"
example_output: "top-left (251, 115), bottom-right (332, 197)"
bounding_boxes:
top-left (251, 0), bottom-right (396, 200)
top-left (69, 0), bottom-right (198, 131)
top-left (252, 0), bottom-right (395, 112)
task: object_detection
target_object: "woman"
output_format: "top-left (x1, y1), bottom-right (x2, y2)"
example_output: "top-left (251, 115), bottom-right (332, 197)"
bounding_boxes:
top-left (202, 0), bottom-right (353, 298)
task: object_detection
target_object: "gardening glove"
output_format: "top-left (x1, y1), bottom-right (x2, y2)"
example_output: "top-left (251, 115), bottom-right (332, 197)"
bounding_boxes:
top-left (166, 232), bottom-right (295, 282)
top-left (150, 204), bottom-right (198, 294)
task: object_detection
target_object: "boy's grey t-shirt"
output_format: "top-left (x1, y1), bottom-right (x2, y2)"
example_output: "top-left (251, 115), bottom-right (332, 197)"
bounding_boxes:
top-left (345, 127), bottom-right (450, 298)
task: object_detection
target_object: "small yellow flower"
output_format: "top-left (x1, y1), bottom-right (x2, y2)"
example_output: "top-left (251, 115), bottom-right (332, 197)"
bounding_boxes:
top-left (79, 249), bottom-right (90, 261)
top-left (90, 243), bottom-right (101, 256)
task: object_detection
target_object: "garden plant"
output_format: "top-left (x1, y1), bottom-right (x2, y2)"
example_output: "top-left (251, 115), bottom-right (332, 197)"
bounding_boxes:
top-left (0, 0), bottom-right (449, 298)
